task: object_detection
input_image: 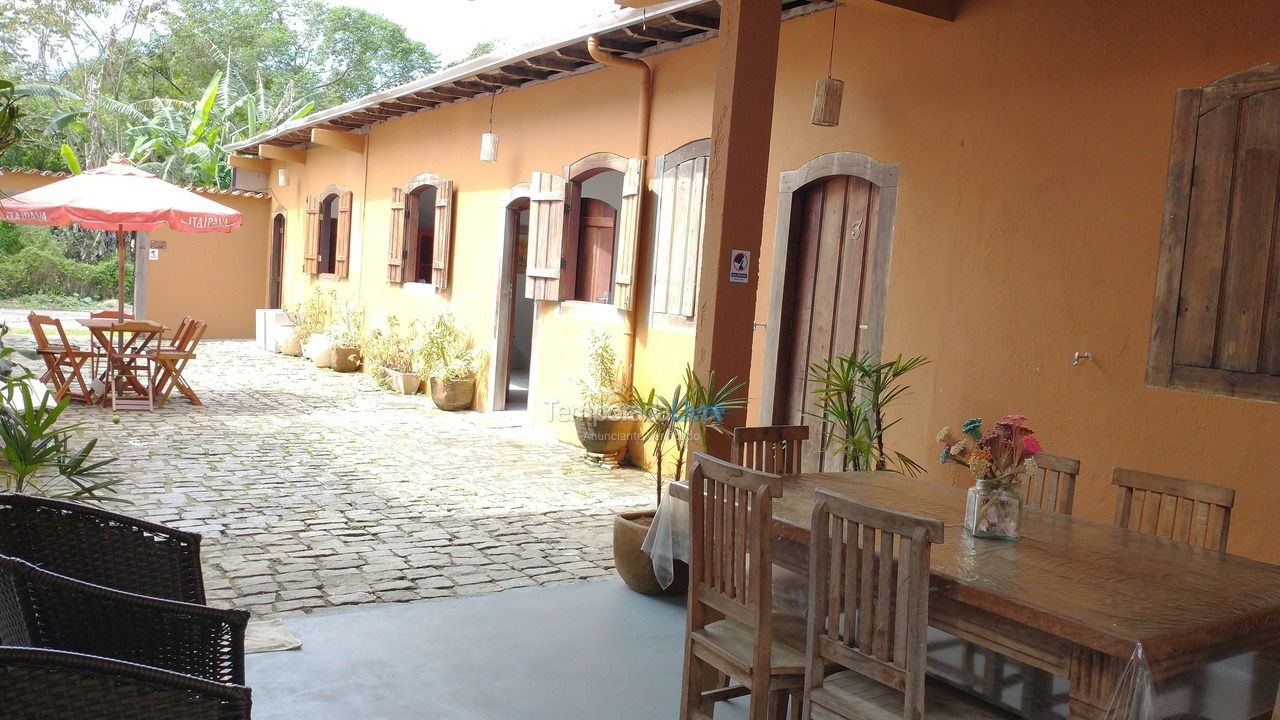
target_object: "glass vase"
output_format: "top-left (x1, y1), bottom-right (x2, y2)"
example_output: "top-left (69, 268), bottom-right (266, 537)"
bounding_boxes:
top-left (964, 477), bottom-right (1023, 541)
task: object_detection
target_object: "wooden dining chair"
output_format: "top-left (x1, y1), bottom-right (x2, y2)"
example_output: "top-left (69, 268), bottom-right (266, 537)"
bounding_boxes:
top-left (802, 489), bottom-right (1014, 720)
top-left (104, 321), bottom-right (164, 411)
top-left (732, 425), bottom-right (809, 475)
top-left (26, 313), bottom-right (94, 405)
top-left (1020, 453), bottom-right (1081, 515)
top-left (154, 320), bottom-right (206, 407)
top-left (1112, 468), bottom-right (1235, 552)
top-left (681, 452), bottom-right (805, 720)
top-left (89, 310), bottom-right (134, 321)
top-left (165, 316), bottom-right (194, 349)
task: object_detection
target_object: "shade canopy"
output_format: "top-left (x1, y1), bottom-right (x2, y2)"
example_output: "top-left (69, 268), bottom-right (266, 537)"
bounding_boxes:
top-left (0, 158), bottom-right (243, 233)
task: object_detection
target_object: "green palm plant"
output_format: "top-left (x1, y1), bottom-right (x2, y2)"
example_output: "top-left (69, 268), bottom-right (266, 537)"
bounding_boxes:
top-left (628, 365), bottom-right (746, 506)
top-left (0, 80), bottom-right (22, 156)
top-left (805, 353), bottom-right (929, 476)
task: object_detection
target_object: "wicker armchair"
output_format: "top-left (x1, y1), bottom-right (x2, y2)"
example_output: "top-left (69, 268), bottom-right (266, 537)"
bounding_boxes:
top-left (0, 556), bottom-right (248, 684)
top-left (0, 493), bottom-right (205, 604)
top-left (0, 647), bottom-right (251, 720)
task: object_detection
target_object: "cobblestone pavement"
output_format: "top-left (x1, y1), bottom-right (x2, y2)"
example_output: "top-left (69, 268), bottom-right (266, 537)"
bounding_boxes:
top-left (14, 339), bottom-right (653, 617)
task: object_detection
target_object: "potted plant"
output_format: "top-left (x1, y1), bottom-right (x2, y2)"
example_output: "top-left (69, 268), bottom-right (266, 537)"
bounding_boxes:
top-left (418, 310), bottom-right (481, 411)
top-left (614, 365), bottom-right (745, 595)
top-left (365, 315), bottom-right (421, 394)
top-left (571, 328), bottom-right (636, 456)
top-left (327, 304), bottom-right (364, 373)
top-left (805, 353), bottom-right (930, 475)
top-left (284, 288), bottom-right (334, 358)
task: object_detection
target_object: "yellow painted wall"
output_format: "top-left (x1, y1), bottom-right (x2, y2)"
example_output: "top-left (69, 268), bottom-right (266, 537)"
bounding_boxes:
top-left (262, 0), bottom-right (1280, 563)
top-left (1, 171), bottom-right (270, 338)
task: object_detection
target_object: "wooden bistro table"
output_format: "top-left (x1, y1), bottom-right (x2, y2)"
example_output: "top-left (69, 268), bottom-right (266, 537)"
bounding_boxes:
top-left (76, 317), bottom-right (167, 405)
top-left (670, 470), bottom-right (1280, 719)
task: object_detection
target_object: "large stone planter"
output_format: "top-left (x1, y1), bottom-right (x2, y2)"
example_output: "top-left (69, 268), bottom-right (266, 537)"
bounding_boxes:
top-left (573, 415), bottom-right (636, 455)
top-left (331, 345), bottom-right (361, 373)
top-left (429, 377), bottom-right (475, 411)
top-left (614, 510), bottom-right (687, 596)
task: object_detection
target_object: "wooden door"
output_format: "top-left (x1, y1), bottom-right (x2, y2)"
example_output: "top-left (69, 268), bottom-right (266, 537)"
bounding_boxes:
top-left (775, 175), bottom-right (880, 471)
top-left (575, 198), bottom-right (616, 303)
top-left (269, 215), bottom-right (285, 309)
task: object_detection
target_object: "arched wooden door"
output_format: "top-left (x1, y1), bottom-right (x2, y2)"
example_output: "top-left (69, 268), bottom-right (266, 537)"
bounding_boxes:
top-left (575, 198), bottom-right (617, 304)
top-left (761, 153), bottom-right (900, 472)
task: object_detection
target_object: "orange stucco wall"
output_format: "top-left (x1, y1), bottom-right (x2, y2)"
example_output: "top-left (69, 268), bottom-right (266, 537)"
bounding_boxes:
top-left (265, 0), bottom-right (1280, 561)
top-left (1, 171), bottom-right (270, 338)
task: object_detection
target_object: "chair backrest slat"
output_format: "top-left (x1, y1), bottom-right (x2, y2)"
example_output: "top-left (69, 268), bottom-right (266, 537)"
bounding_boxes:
top-left (1020, 453), bottom-right (1081, 515)
top-left (89, 311), bottom-right (134, 320)
top-left (805, 489), bottom-right (944, 720)
top-left (1112, 468), bottom-right (1234, 551)
top-left (689, 453), bottom-right (781, 629)
top-left (731, 425), bottom-right (808, 475)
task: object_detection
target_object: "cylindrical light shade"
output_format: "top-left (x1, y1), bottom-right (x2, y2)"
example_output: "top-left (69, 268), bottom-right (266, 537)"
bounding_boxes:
top-left (277, 168), bottom-right (289, 187)
top-left (480, 133), bottom-right (500, 163)
top-left (811, 77), bottom-right (844, 127)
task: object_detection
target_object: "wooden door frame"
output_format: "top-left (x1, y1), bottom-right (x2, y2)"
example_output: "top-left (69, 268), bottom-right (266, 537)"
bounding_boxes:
top-left (269, 211), bottom-right (286, 309)
top-left (489, 183), bottom-right (534, 412)
top-left (759, 152), bottom-right (900, 424)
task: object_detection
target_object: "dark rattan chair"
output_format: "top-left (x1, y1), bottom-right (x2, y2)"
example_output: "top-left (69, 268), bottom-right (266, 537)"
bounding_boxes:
top-left (0, 647), bottom-right (251, 720)
top-left (0, 493), bottom-right (206, 604)
top-left (0, 556), bottom-right (247, 684)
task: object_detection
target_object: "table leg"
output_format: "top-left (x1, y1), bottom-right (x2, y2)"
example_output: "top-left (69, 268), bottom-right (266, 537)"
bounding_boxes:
top-left (1068, 647), bottom-right (1132, 720)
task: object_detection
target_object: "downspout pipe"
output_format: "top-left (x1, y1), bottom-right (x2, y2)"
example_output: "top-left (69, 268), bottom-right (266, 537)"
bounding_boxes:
top-left (587, 35), bottom-right (651, 394)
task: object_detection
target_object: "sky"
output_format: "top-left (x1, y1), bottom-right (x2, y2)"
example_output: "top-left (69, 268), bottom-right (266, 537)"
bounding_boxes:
top-left (321, 0), bottom-right (627, 64)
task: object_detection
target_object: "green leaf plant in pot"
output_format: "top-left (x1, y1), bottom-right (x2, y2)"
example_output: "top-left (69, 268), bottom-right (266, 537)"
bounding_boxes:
top-left (612, 365), bottom-right (746, 596)
top-left (571, 328), bottom-right (635, 457)
top-left (364, 315), bottom-right (421, 394)
top-left (327, 303), bottom-right (364, 373)
top-left (418, 310), bottom-right (482, 411)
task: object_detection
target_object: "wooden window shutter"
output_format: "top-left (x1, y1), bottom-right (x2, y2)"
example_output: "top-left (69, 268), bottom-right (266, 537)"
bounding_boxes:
top-left (651, 141), bottom-right (710, 318)
top-left (612, 157), bottom-right (645, 311)
top-left (334, 190), bottom-right (353, 278)
top-left (1148, 61), bottom-right (1280, 402)
top-left (387, 187), bottom-right (406, 283)
top-left (525, 171), bottom-right (568, 301)
top-left (432, 179), bottom-right (455, 290)
top-left (303, 194), bottom-right (320, 276)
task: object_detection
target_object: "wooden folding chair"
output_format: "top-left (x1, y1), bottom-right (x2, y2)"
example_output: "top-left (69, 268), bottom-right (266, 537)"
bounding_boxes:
top-left (104, 321), bottom-right (163, 411)
top-left (1019, 453), bottom-right (1081, 515)
top-left (680, 452), bottom-right (803, 720)
top-left (26, 313), bottom-right (94, 405)
top-left (732, 425), bottom-right (809, 475)
top-left (1112, 468), bottom-right (1235, 551)
top-left (154, 321), bottom-right (206, 407)
top-left (165, 316), bottom-right (194, 349)
top-left (802, 490), bottom-right (1012, 720)
top-left (89, 310), bottom-right (134, 320)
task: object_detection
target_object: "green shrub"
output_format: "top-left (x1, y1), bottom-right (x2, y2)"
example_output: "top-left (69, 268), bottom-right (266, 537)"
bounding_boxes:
top-left (0, 224), bottom-right (131, 300)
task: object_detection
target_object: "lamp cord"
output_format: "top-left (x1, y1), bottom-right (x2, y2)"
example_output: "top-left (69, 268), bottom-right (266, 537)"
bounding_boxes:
top-left (827, 6), bottom-right (838, 78)
top-left (488, 88), bottom-right (499, 133)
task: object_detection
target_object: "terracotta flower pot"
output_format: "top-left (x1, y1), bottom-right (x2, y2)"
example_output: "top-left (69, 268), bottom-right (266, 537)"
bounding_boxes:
top-left (387, 369), bottom-right (421, 395)
top-left (574, 415), bottom-right (636, 455)
top-left (278, 337), bottom-right (302, 356)
top-left (331, 345), bottom-right (361, 373)
top-left (613, 510), bottom-right (687, 596)
top-left (429, 377), bottom-right (475, 411)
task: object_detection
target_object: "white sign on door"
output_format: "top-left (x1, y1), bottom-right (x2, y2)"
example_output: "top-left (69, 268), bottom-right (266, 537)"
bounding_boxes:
top-left (729, 249), bottom-right (750, 284)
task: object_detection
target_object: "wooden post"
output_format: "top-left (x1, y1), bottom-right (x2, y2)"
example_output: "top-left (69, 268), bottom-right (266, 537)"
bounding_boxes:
top-left (692, 0), bottom-right (782, 458)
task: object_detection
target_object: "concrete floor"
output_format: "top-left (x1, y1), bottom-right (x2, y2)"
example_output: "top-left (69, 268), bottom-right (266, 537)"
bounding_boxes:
top-left (247, 578), bottom-right (741, 720)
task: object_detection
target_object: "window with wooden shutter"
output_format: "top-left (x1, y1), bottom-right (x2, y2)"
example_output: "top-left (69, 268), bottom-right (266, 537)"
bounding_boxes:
top-left (432, 179), bottom-right (454, 290)
top-left (525, 171), bottom-right (567, 301)
top-left (334, 190), bottom-right (353, 279)
top-left (1148, 61), bottom-right (1280, 402)
top-left (387, 187), bottom-right (406, 283)
top-left (612, 157), bottom-right (645, 311)
top-left (303, 194), bottom-right (320, 276)
top-left (650, 139), bottom-right (710, 319)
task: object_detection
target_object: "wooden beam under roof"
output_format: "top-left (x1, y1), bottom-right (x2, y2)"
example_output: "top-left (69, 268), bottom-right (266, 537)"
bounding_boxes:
top-left (556, 47), bottom-right (594, 62)
top-left (500, 65), bottom-right (551, 79)
top-left (394, 96), bottom-right (437, 108)
top-left (476, 73), bottom-right (528, 88)
top-left (454, 79), bottom-right (499, 92)
top-left (259, 144), bottom-right (307, 164)
top-left (593, 36), bottom-right (649, 53)
top-left (523, 56), bottom-right (581, 72)
top-left (872, 0), bottom-right (957, 20)
top-left (669, 10), bottom-right (719, 30)
top-left (310, 128), bottom-right (366, 154)
top-left (623, 25), bottom-right (685, 43)
top-left (378, 100), bottom-right (426, 112)
top-left (228, 155), bottom-right (271, 174)
top-left (412, 91), bottom-right (461, 103)
top-left (432, 86), bottom-right (477, 98)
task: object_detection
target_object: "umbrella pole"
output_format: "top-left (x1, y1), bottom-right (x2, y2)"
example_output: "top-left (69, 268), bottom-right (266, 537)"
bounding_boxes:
top-left (117, 228), bottom-right (126, 321)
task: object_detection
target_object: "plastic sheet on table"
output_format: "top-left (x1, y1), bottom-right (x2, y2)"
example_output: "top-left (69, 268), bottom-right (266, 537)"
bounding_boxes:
top-left (641, 486), bottom-right (689, 589)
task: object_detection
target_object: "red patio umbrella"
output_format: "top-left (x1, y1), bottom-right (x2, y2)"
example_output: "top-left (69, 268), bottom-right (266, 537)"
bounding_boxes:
top-left (0, 158), bottom-right (243, 320)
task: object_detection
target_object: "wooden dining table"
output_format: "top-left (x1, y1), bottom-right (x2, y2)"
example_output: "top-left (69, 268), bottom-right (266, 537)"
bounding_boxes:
top-left (670, 470), bottom-right (1280, 719)
top-left (76, 318), bottom-right (168, 405)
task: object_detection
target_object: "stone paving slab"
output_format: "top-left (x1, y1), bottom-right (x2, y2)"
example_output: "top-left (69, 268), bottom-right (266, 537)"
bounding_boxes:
top-left (11, 338), bottom-right (653, 617)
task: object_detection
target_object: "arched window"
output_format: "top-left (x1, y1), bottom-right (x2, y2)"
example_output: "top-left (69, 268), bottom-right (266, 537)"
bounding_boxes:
top-left (387, 174), bottom-right (454, 288)
top-left (318, 193), bottom-right (339, 275)
top-left (304, 188), bottom-right (353, 279)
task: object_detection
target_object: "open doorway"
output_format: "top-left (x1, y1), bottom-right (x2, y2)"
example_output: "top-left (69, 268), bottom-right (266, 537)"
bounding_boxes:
top-left (493, 189), bottom-right (534, 411)
top-left (269, 213), bottom-right (285, 309)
